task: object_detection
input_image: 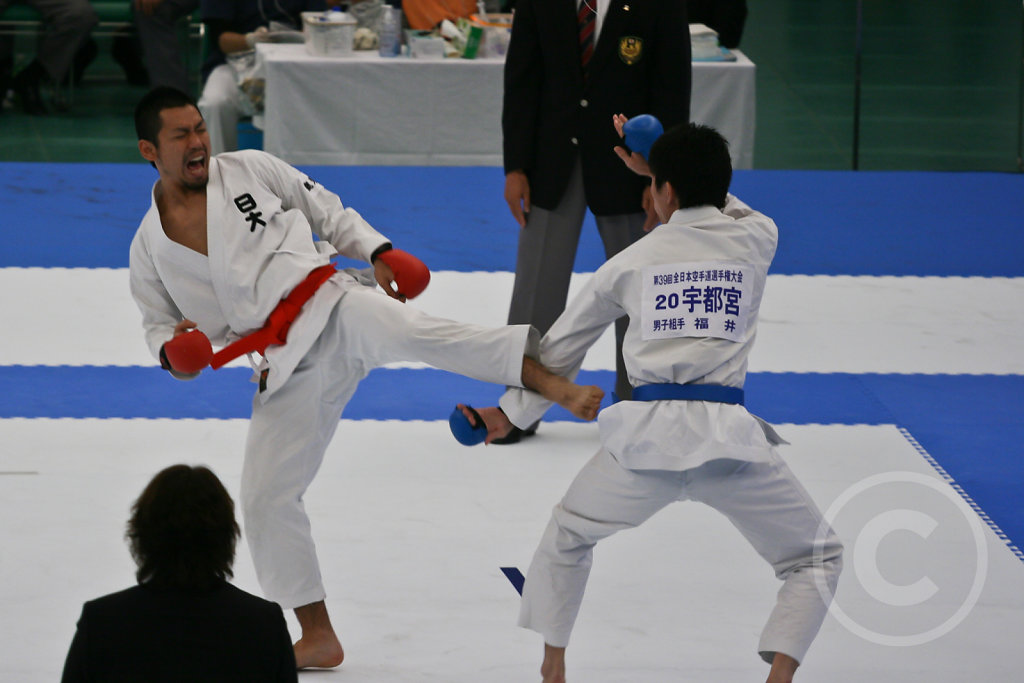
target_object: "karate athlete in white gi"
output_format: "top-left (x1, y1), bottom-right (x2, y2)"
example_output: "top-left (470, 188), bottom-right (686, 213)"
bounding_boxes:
top-left (128, 87), bottom-right (604, 670)
top-left (462, 120), bottom-right (844, 683)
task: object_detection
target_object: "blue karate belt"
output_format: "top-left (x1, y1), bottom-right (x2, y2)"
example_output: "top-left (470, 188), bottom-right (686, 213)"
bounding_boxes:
top-left (631, 383), bottom-right (745, 405)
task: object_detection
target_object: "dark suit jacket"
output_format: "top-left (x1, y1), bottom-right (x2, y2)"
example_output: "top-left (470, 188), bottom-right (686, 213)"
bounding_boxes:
top-left (61, 582), bottom-right (297, 682)
top-left (502, 0), bottom-right (690, 216)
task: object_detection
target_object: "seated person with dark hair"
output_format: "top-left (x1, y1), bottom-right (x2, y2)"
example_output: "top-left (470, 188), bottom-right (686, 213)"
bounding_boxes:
top-left (198, 0), bottom-right (325, 154)
top-left (61, 464), bottom-right (297, 682)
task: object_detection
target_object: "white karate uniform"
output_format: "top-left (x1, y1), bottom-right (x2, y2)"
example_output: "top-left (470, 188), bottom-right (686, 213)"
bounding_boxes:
top-left (500, 196), bottom-right (843, 664)
top-left (130, 150), bottom-right (535, 608)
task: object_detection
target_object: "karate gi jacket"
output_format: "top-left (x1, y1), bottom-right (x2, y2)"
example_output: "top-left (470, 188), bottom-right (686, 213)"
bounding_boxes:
top-left (129, 150), bottom-right (390, 398)
top-left (500, 194), bottom-right (785, 471)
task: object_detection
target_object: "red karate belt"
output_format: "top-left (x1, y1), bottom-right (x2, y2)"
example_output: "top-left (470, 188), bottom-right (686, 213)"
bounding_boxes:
top-left (210, 263), bottom-right (337, 369)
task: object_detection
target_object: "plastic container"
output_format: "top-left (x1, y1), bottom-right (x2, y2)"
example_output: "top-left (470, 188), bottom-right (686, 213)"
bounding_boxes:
top-left (466, 13), bottom-right (512, 58)
top-left (303, 10), bottom-right (357, 57)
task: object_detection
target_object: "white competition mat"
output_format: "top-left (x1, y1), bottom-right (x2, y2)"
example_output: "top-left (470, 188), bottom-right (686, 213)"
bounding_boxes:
top-left (2, 418), bottom-right (1023, 681)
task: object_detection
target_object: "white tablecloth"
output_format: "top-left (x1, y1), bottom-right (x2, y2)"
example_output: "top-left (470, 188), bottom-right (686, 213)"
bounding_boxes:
top-left (260, 44), bottom-right (756, 168)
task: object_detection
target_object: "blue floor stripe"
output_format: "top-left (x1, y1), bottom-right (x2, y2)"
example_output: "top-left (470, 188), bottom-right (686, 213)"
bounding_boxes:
top-left (3, 163), bottom-right (1023, 276)
top-left (729, 170), bottom-right (1024, 277)
top-left (4, 365), bottom-right (1022, 548)
top-left (4, 366), bottom-right (1020, 428)
top-left (0, 365), bottom-right (906, 422)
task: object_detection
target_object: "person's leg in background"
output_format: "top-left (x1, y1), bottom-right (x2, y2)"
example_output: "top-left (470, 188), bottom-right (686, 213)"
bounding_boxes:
top-left (134, 0), bottom-right (199, 93)
top-left (9, 0), bottom-right (97, 114)
top-left (502, 159), bottom-right (587, 442)
top-left (0, 32), bottom-right (13, 106)
top-left (197, 62), bottom-right (240, 155)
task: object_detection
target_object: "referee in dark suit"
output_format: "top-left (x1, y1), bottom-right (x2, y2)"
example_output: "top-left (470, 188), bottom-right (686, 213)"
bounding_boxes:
top-left (500, 0), bottom-right (691, 441)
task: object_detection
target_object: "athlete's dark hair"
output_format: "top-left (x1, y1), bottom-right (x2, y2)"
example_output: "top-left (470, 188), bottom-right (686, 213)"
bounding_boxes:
top-left (647, 123), bottom-right (732, 210)
top-left (134, 87), bottom-right (200, 145)
top-left (127, 464), bottom-right (240, 590)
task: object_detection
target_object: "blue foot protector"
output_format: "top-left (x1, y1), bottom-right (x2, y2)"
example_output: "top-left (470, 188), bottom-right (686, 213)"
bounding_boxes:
top-left (450, 405), bottom-right (487, 446)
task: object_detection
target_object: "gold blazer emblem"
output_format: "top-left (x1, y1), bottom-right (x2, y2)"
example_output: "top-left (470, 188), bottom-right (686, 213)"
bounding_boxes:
top-left (619, 36), bottom-right (643, 64)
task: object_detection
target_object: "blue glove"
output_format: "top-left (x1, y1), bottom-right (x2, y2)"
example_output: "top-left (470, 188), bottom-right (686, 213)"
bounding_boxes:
top-left (623, 114), bottom-right (664, 159)
top-left (449, 405), bottom-right (487, 446)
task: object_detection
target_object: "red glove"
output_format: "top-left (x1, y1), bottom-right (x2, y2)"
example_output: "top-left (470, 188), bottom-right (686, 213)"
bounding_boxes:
top-left (378, 248), bottom-right (430, 299)
top-left (161, 329), bottom-right (213, 375)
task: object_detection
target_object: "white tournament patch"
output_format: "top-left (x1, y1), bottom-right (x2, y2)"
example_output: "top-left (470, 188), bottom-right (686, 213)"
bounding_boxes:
top-left (641, 261), bottom-right (754, 341)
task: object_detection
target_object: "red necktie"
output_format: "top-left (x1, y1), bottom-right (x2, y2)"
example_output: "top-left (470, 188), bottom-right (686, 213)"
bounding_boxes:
top-left (578, 0), bottom-right (596, 72)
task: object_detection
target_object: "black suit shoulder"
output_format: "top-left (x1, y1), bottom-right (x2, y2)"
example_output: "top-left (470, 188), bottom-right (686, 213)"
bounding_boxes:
top-left (63, 583), bottom-right (296, 683)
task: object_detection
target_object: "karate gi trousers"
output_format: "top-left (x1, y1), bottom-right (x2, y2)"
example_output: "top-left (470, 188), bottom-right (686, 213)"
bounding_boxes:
top-left (518, 448), bottom-right (844, 665)
top-left (241, 285), bottom-right (535, 609)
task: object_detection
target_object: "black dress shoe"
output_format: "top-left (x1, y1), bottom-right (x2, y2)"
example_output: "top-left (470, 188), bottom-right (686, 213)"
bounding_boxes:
top-left (72, 37), bottom-right (98, 85)
top-left (11, 61), bottom-right (48, 115)
top-left (112, 28), bottom-right (149, 86)
top-left (491, 422), bottom-right (539, 445)
top-left (12, 79), bottom-right (47, 115)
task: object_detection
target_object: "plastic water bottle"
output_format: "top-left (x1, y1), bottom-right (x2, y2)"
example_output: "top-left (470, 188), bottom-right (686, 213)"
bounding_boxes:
top-left (378, 3), bottom-right (401, 57)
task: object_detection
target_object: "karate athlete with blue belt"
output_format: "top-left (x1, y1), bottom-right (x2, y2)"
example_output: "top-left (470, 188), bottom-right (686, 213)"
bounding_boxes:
top-left (459, 119), bottom-right (844, 683)
top-left (128, 87), bottom-right (604, 671)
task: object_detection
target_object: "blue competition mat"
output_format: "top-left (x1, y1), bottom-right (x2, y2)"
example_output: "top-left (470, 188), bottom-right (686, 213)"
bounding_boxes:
top-left (3, 163), bottom-right (1023, 276)
top-left (1, 162), bottom-right (1022, 555)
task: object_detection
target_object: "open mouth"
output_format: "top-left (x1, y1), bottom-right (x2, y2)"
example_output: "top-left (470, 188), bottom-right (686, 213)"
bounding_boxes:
top-left (186, 152), bottom-right (207, 175)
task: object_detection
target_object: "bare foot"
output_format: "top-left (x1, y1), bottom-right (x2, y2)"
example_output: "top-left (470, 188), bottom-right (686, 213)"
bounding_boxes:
top-left (293, 633), bottom-right (344, 669)
top-left (293, 601), bottom-right (344, 669)
top-left (765, 652), bottom-right (798, 683)
top-left (457, 404), bottom-right (514, 445)
top-left (540, 643), bottom-right (566, 683)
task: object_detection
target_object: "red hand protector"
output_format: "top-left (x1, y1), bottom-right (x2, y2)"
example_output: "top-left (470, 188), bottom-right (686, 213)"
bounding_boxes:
top-left (162, 329), bottom-right (214, 374)
top-left (378, 248), bottom-right (431, 299)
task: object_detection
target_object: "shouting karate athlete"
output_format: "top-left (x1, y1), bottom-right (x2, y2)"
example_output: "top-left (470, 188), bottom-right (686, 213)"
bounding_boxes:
top-left (460, 120), bottom-right (844, 683)
top-left (128, 87), bottom-right (604, 670)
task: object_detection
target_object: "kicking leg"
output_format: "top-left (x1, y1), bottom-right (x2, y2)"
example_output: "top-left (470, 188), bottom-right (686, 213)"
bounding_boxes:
top-left (335, 285), bottom-right (535, 389)
top-left (456, 357), bottom-right (603, 444)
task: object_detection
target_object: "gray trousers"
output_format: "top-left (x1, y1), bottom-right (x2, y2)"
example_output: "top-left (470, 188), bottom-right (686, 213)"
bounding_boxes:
top-left (0, 0), bottom-right (96, 81)
top-left (134, 0), bottom-right (199, 93)
top-left (507, 159), bottom-right (645, 401)
top-left (518, 449), bottom-right (844, 664)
